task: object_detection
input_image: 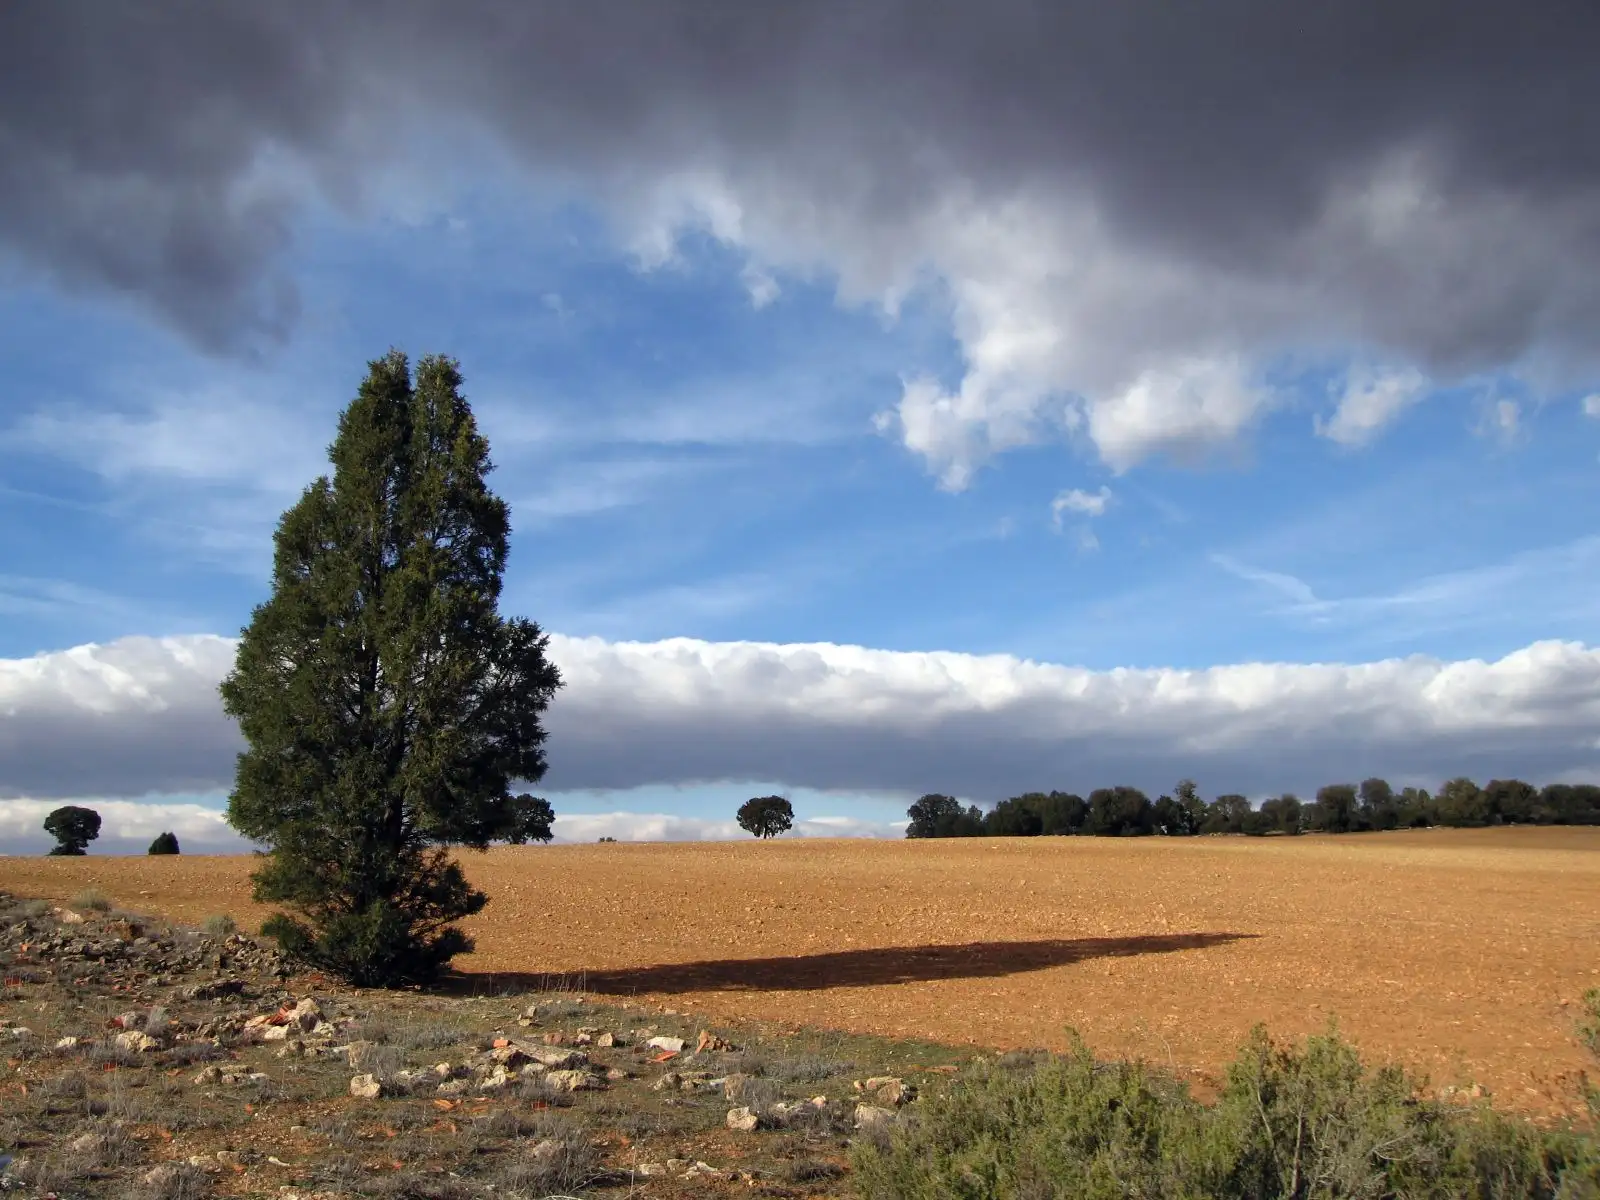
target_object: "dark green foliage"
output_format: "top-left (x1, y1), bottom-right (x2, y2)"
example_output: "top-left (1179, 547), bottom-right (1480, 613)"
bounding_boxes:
top-left (1035, 791), bottom-right (1087, 834)
top-left (853, 1024), bottom-right (1599, 1199)
top-left (220, 350), bottom-right (562, 987)
top-left (1308, 783), bottom-right (1359, 833)
top-left (1258, 794), bottom-right (1302, 835)
top-left (906, 794), bottom-right (985, 838)
top-left (1153, 781), bottom-right (1206, 836)
top-left (1358, 776), bottom-right (1400, 831)
top-left (911, 774), bottom-right (1600, 842)
top-left (984, 794), bottom-right (1044, 836)
top-left (1435, 777), bottom-right (1488, 827)
top-left (737, 794), bottom-right (794, 838)
top-left (43, 805), bottom-right (100, 855)
top-left (1204, 793), bottom-right (1252, 835)
top-left (981, 792), bottom-right (1088, 836)
top-left (1484, 778), bottom-right (1539, 825)
top-left (1173, 779), bottom-right (1209, 834)
top-left (147, 831), bottom-right (181, 855)
top-left (1538, 783), bottom-right (1600, 825)
top-left (1084, 786), bottom-right (1153, 836)
top-left (1398, 786), bottom-right (1435, 827)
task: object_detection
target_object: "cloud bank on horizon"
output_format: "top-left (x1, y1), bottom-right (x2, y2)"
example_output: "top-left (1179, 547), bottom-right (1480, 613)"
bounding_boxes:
top-left (4, 632), bottom-right (1599, 851)
top-left (5, 1), bottom-right (1600, 485)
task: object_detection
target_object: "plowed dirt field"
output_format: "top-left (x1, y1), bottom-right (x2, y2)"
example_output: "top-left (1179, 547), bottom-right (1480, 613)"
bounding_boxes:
top-left (7, 827), bottom-right (1598, 1117)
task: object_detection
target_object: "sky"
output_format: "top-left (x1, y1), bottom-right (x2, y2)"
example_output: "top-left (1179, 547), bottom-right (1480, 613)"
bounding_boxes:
top-left (4, 1), bottom-right (1600, 853)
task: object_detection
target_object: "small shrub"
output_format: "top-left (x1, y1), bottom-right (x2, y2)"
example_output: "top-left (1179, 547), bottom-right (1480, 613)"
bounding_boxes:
top-left (6, 1156), bottom-right (71, 1196)
top-left (66, 1118), bottom-right (140, 1167)
top-left (136, 1161), bottom-right (212, 1200)
top-left (88, 1041), bottom-right (146, 1071)
top-left (852, 1026), bottom-right (1598, 1199)
top-left (786, 1158), bottom-right (845, 1184)
top-left (201, 914), bottom-right (237, 939)
top-left (72, 887), bottom-right (112, 912)
top-left (489, 1114), bottom-right (601, 1194)
top-left (732, 1074), bottom-right (784, 1112)
top-left (392, 1020), bottom-right (466, 1053)
top-left (366, 1170), bottom-right (473, 1199)
top-left (162, 1040), bottom-right (228, 1067)
top-left (1582, 989), bottom-right (1600, 1121)
top-left (147, 831), bottom-right (181, 855)
top-left (1579, 988), bottom-right (1600, 1059)
top-left (516, 1073), bottom-right (577, 1107)
top-left (768, 1054), bottom-right (852, 1085)
top-left (37, 1070), bottom-right (90, 1111)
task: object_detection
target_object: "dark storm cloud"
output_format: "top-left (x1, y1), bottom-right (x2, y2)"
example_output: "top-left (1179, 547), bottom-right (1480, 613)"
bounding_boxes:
top-left (3, 0), bottom-right (1599, 371)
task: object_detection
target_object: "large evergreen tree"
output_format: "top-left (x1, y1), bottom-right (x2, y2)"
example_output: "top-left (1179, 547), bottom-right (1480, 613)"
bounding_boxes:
top-left (220, 351), bottom-right (562, 987)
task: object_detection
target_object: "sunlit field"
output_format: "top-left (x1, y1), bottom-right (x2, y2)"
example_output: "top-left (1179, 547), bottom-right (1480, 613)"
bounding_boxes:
top-left (8, 826), bottom-right (1599, 1118)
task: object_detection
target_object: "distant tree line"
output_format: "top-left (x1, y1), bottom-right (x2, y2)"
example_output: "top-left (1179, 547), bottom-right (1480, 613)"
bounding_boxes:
top-left (905, 777), bottom-right (1600, 839)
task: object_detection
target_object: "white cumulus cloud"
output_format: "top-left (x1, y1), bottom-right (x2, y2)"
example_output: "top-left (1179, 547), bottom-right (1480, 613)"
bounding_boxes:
top-left (1315, 366), bottom-right (1428, 446)
top-left (4, 634), bottom-right (1600, 825)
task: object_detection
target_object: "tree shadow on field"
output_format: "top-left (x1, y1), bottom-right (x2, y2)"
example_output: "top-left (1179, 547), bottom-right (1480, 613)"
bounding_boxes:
top-left (447, 932), bottom-right (1257, 997)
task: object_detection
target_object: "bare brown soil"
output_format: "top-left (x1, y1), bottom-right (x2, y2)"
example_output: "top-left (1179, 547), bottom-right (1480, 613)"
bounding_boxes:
top-left (8, 827), bottom-right (1599, 1117)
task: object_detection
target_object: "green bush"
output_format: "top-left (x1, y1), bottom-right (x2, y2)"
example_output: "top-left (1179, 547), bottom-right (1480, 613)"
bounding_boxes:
top-left (147, 831), bottom-right (180, 855)
top-left (852, 1026), bottom-right (1600, 1199)
top-left (201, 914), bottom-right (237, 939)
top-left (71, 888), bottom-right (112, 913)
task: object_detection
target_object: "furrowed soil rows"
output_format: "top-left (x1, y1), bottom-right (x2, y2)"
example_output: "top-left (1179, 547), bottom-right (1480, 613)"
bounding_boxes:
top-left (6, 827), bottom-right (1598, 1117)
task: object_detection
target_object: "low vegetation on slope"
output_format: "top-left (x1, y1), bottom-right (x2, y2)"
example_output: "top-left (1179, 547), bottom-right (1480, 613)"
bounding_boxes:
top-left (2, 890), bottom-right (1599, 1198)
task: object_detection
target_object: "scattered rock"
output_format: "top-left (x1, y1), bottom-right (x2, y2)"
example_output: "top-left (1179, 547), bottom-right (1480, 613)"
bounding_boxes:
top-left (526, 1045), bottom-right (588, 1070)
top-left (349, 1073), bottom-right (384, 1099)
top-left (857, 1076), bottom-right (917, 1106)
top-left (726, 1105), bottom-right (763, 1132)
top-left (645, 1035), bottom-right (685, 1054)
top-left (478, 1066), bottom-right (515, 1092)
top-left (114, 1030), bottom-right (160, 1053)
top-left (855, 1104), bottom-right (897, 1130)
top-left (142, 1162), bottom-right (201, 1190)
top-left (489, 1044), bottom-right (531, 1068)
top-left (544, 1068), bottom-right (607, 1092)
top-left (529, 1137), bottom-right (565, 1164)
top-left (696, 1029), bottom-right (737, 1054)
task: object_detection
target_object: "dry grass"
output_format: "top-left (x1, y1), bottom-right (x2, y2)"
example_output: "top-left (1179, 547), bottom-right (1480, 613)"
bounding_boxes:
top-left (8, 826), bottom-right (1600, 1117)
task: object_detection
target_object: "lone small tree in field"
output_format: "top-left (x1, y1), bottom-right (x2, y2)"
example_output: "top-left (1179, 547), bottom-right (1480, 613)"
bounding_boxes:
top-left (147, 831), bottom-right (181, 855)
top-left (737, 795), bottom-right (794, 839)
top-left (220, 350), bottom-right (563, 987)
top-left (44, 805), bottom-right (101, 856)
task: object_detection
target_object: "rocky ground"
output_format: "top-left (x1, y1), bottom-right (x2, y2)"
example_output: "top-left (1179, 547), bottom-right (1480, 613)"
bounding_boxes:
top-left (0, 890), bottom-right (967, 1199)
